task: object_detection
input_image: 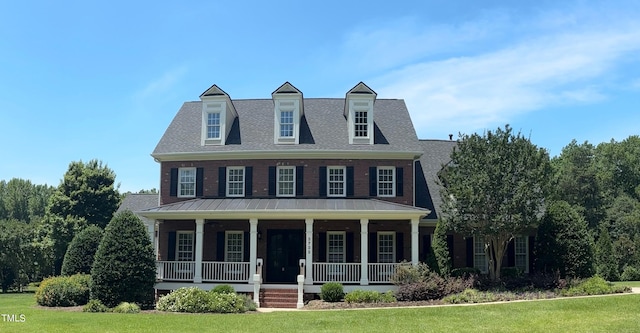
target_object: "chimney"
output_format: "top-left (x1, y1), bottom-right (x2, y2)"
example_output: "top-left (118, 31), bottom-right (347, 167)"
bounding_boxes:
top-left (448, 134), bottom-right (453, 141)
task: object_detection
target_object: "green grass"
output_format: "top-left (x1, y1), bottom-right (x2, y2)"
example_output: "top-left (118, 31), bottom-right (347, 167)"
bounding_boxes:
top-left (613, 280), bottom-right (640, 288)
top-left (1, 293), bottom-right (640, 332)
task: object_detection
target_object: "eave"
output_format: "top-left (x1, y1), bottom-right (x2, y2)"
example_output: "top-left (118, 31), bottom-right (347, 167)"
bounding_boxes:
top-left (151, 150), bottom-right (424, 162)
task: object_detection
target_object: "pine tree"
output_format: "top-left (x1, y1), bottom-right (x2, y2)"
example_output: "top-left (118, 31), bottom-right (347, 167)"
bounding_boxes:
top-left (432, 220), bottom-right (451, 277)
top-left (595, 226), bottom-right (619, 281)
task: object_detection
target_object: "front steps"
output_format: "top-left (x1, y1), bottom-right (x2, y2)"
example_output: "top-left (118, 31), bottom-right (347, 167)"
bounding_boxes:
top-left (259, 288), bottom-right (298, 308)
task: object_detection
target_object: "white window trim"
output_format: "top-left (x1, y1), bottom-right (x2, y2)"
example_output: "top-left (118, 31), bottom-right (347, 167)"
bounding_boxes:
top-left (224, 231), bottom-right (244, 262)
top-left (276, 166), bottom-right (296, 197)
top-left (327, 231), bottom-right (346, 263)
top-left (206, 112), bottom-right (221, 140)
top-left (377, 232), bottom-right (396, 263)
top-left (201, 101), bottom-right (227, 146)
top-left (226, 167), bottom-right (245, 197)
top-left (514, 236), bottom-right (529, 273)
top-left (274, 99), bottom-right (300, 144)
top-left (474, 236), bottom-right (488, 274)
top-left (178, 167), bottom-right (196, 198)
top-left (377, 166), bottom-right (395, 197)
top-left (347, 98), bottom-right (374, 145)
top-left (327, 166), bottom-right (346, 198)
top-left (176, 231), bottom-right (194, 261)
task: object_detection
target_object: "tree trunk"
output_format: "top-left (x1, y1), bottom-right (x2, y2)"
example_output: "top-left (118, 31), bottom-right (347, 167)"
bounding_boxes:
top-left (486, 235), bottom-right (511, 281)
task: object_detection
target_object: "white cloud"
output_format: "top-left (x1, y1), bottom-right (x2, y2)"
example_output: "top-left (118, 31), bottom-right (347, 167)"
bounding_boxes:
top-left (134, 65), bottom-right (189, 102)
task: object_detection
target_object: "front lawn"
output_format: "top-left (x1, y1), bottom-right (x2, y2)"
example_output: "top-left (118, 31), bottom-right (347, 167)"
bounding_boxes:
top-left (613, 281), bottom-right (640, 288)
top-left (1, 292), bottom-right (640, 333)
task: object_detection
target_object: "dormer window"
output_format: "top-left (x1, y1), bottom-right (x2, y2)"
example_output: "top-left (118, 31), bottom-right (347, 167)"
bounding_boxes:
top-left (272, 82), bottom-right (303, 144)
top-left (206, 112), bottom-right (221, 139)
top-left (200, 84), bottom-right (237, 146)
top-left (345, 82), bottom-right (377, 145)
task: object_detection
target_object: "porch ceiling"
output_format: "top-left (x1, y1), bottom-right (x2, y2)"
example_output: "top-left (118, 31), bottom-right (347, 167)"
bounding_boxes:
top-left (137, 198), bottom-right (429, 220)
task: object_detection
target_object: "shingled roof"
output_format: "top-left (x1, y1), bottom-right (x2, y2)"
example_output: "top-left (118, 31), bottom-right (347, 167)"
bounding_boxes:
top-left (416, 139), bottom-right (457, 220)
top-left (152, 98), bottom-right (423, 156)
top-left (117, 193), bottom-right (159, 225)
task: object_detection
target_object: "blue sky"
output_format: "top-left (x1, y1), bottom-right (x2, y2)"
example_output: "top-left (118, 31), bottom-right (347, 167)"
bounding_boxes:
top-left (1, 1), bottom-right (639, 193)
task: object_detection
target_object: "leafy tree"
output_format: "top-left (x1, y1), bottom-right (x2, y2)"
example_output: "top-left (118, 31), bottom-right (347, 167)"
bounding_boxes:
top-left (439, 125), bottom-right (551, 280)
top-left (536, 201), bottom-right (594, 278)
top-left (36, 215), bottom-right (87, 275)
top-left (91, 210), bottom-right (156, 308)
top-left (47, 160), bottom-right (120, 228)
top-left (595, 226), bottom-right (619, 281)
top-left (432, 220), bottom-right (451, 277)
top-left (0, 220), bottom-right (39, 292)
top-left (0, 179), bottom-right (54, 223)
top-left (61, 225), bottom-right (103, 276)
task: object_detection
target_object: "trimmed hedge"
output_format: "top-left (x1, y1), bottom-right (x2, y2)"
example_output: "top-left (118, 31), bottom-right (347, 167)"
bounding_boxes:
top-left (61, 225), bottom-right (103, 276)
top-left (82, 299), bottom-right (109, 312)
top-left (344, 290), bottom-right (396, 303)
top-left (35, 274), bottom-right (91, 307)
top-left (113, 302), bottom-right (141, 313)
top-left (320, 282), bottom-right (344, 302)
top-left (212, 284), bottom-right (235, 294)
top-left (156, 287), bottom-right (249, 313)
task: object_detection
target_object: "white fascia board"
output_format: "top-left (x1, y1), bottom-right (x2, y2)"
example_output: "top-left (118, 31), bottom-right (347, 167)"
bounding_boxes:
top-left (151, 150), bottom-right (424, 162)
top-left (138, 209), bottom-right (429, 221)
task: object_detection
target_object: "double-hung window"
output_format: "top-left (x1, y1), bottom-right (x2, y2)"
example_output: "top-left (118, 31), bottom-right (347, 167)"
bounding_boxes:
top-left (377, 167), bottom-right (395, 197)
top-left (514, 236), bottom-right (528, 273)
top-left (474, 237), bottom-right (488, 273)
top-left (328, 166), bottom-right (346, 197)
top-left (206, 112), bottom-right (221, 139)
top-left (280, 110), bottom-right (294, 138)
top-left (176, 231), bottom-right (194, 261)
top-left (277, 166), bottom-right (295, 197)
top-left (178, 168), bottom-right (196, 198)
top-left (354, 110), bottom-right (368, 137)
top-left (327, 232), bottom-right (346, 263)
top-left (226, 167), bottom-right (245, 197)
top-left (378, 232), bottom-right (395, 263)
top-left (225, 231), bottom-right (243, 262)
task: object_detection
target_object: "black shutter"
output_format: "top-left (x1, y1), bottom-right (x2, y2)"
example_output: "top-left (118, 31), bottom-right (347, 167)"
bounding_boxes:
top-left (507, 239), bottom-right (515, 267)
top-left (296, 166), bottom-right (304, 196)
top-left (244, 232), bottom-right (250, 262)
top-left (268, 166), bottom-right (276, 196)
top-left (346, 232), bottom-right (354, 263)
top-left (369, 167), bottom-right (377, 196)
top-left (319, 166), bottom-right (327, 197)
top-left (218, 167), bottom-right (226, 197)
top-left (167, 231), bottom-right (176, 261)
top-left (169, 168), bottom-right (178, 197)
top-left (447, 235), bottom-right (454, 263)
top-left (216, 232), bottom-right (225, 261)
top-left (346, 166), bottom-right (354, 197)
top-left (396, 232), bottom-right (404, 262)
top-left (318, 232), bottom-right (327, 262)
top-left (196, 167), bottom-right (204, 197)
top-left (369, 232), bottom-right (377, 263)
top-left (529, 236), bottom-right (536, 274)
top-left (245, 167), bottom-right (253, 197)
top-left (466, 237), bottom-right (474, 268)
top-left (396, 167), bottom-right (403, 197)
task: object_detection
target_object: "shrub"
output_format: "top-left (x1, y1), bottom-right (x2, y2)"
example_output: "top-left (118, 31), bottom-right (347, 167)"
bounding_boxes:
top-left (390, 262), bottom-right (430, 285)
top-left (451, 267), bottom-right (481, 278)
top-left (113, 302), bottom-right (141, 313)
top-left (320, 282), bottom-right (344, 302)
top-left (91, 210), bottom-right (156, 308)
top-left (156, 287), bottom-right (248, 313)
top-left (61, 225), bottom-right (103, 276)
top-left (443, 289), bottom-right (498, 304)
top-left (83, 299), bottom-right (109, 312)
top-left (35, 274), bottom-right (91, 307)
top-left (392, 264), bottom-right (474, 301)
top-left (344, 290), bottom-right (396, 303)
top-left (620, 265), bottom-right (640, 281)
top-left (212, 284), bottom-right (235, 294)
top-left (561, 276), bottom-right (629, 296)
top-left (238, 293), bottom-right (257, 311)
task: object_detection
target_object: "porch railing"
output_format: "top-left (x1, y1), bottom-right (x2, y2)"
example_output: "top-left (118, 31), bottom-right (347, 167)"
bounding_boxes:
top-left (368, 263), bottom-right (409, 283)
top-left (156, 261), bottom-right (195, 281)
top-left (202, 261), bottom-right (250, 282)
top-left (312, 263), bottom-right (361, 283)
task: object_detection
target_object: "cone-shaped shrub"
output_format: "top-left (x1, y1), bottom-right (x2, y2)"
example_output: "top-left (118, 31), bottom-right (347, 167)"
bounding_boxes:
top-left (61, 225), bottom-right (104, 276)
top-left (91, 210), bottom-right (156, 308)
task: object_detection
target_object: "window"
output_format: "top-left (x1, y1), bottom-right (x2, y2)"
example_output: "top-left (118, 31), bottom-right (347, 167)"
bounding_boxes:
top-left (178, 168), bottom-right (196, 197)
top-left (327, 232), bottom-right (345, 263)
top-left (280, 110), bottom-right (294, 137)
top-left (514, 236), bottom-right (528, 273)
top-left (377, 167), bottom-right (395, 197)
top-left (474, 237), bottom-right (487, 273)
top-left (378, 232), bottom-right (395, 263)
top-left (354, 110), bottom-right (368, 137)
top-left (328, 166), bottom-right (346, 197)
top-left (206, 112), bottom-right (221, 139)
top-left (177, 231), bottom-right (194, 261)
top-left (225, 231), bottom-right (243, 262)
top-left (226, 167), bottom-right (245, 197)
top-left (277, 166), bottom-right (295, 197)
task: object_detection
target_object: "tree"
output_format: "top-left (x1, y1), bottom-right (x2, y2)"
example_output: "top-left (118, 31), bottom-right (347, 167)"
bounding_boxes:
top-left (595, 225), bottom-right (619, 281)
top-left (439, 125), bottom-right (551, 280)
top-left (0, 179), bottom-right (54, 223)
top-left (61, 225), bottom-right (103, 276)
top-left (0, 220), bottom-right (39, 292)
top-left (432, 220), bottom-right (451, 277)
top-left (47, 160), bottom-right (120, 228)
top-left (536, 201), bottom-right (594, 278)
top-left (36, 215), bottom-right (87, 276)
top-left (91, 210), bottom-right (156, 308)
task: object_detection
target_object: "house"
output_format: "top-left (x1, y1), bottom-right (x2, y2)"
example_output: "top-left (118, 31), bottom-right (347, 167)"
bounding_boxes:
top-left (134, 82), bottom-right (533, 307)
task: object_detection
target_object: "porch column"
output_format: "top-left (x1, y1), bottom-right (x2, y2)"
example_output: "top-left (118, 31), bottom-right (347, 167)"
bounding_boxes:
top-left (249, 218), bottom-right (258, 283)
top-left (360, 218), bottom-right (369, 285)
top-left (411, 218), bottom-right (420, 266)
top-left (304, 218), bottom-right (313, 285)
top-left (194, 219), bottom-right (204, 283)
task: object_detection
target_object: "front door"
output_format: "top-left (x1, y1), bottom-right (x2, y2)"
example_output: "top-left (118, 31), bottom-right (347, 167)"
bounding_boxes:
top-left (266, 229), bottom-right (304, 283)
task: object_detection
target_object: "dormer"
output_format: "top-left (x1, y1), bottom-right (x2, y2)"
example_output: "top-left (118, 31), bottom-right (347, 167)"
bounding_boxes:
top-left (345, 82), bottom-right (377, 145)
top-left (272, 82), bottom-right (303, 145)
top-left (200, 84), bottom-right (237, 146)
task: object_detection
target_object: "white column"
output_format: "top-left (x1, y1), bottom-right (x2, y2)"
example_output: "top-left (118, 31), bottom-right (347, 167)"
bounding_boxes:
top-left (360, 218), bottom-right (369, 285)
top-left (249, 218), bottom-right (258, 283)
top-left (194, 219), bottom-right (204, 283)
top-left (411, 218), bottom-right (420, 266)
top-left (304, 218), bottom-right (314, 285)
